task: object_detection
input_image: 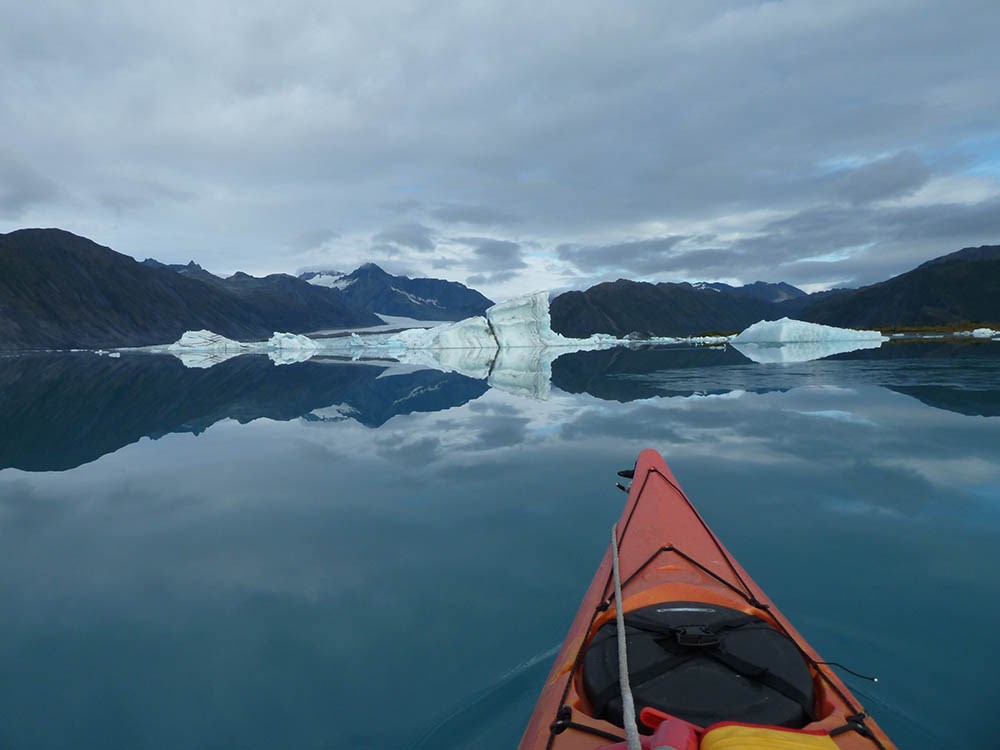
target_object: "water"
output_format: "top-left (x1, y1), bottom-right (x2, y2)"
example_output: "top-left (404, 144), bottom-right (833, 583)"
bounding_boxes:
top-left (1, 339), bottom-right (998, 749)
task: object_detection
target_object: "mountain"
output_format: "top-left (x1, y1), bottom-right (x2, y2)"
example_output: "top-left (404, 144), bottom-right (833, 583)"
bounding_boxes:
top-left (550, 280), bottom-right (776, 337)
top-left (696, 281), bottom-right (806, 304)
top-left (0, 229), bottom-right (380, 349)
top-left (301, 262), bottom-right (493, 321)
top-left (789, 244), bottom-right (1000, 328)
top-left (141, 258), bottom-right (223, 285)
top-left (145, 259), bottom-right (386, 333)
top-left (551, 244), bottom-right (1000, 337)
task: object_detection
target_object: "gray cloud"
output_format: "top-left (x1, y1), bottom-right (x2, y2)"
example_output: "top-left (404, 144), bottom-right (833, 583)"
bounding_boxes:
top-left (598, 196), bottom-right (1000, 289)
top-left (0, 1), bottom-right (998, 292)
top-left (461, 237), bottom-right (525, 270)
top-left (557, 236), bottom-right (690, 276)
top-left (0, 153), bottom-right (60, 217)
top-left (372, 223), bottom-right (436, 253)
top-left (460, 237), bottom-right (526, 285)
top-left (827, 151), bottom-right (931, 205)
top-left (430, 204), bottom-right (520, 226)
top-left (467, 270), bottom-right (519, 286)
top-left (286, 228), bottom-right (339, 253)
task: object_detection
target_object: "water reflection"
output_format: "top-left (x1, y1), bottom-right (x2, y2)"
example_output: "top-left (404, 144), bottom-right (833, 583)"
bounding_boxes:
top-left (0, 353), bottom-right (487, 472)
top-left (0, 342), bottom-right (998, 748)
top-left (2, 340), bottom-right (999, 472)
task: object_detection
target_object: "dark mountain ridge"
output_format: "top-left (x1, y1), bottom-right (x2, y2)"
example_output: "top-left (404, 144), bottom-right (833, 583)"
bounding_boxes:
top-left (551, 279), bottom-right (778, 338)
top-left (300, 262), bottom-right (493, 321)
top-left (0, 229), bottom-right (380, 349)
top-left (551, 244), bottom-right (1000, 337)
top-left (697, 280), bottom-right (806, 303)
top-left (790, 244), bottom-right (1000, 328)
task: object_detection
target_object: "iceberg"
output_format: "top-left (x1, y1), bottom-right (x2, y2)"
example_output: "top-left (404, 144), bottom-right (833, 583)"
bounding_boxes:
top-left (732, 318), bottom-right (884, 344)
top-left (167, 330), bottom-right (253, 368)
top-left (392, 315), bottom-right (496, 351)
top-left (955, 327), bottom-right (999, 339)
top-left (161, 295), bottom-right (862, 394)
top-left (267, 332), bottom-right (319, 365)
top-left (731, 317), bottom-right (887, 364)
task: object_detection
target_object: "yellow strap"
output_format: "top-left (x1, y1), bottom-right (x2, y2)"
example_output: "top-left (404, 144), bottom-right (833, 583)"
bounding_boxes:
top-left (701, 724), bottom-right (839, 750)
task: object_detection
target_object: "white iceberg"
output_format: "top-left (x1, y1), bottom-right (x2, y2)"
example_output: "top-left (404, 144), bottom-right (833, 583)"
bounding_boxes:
top-left (167, 329), bottom-right (253, 368)
top-left (392, 315), bottom-right (496, 351)
top-left (732, 317), bottom-right (885, 343)
top-left (267, 332), bottom-right (319, 365)
top-left (731, 317), bottom-right (887, 364)
top-left (486, 292), bottom-right (575, 348)
top-left (955, 327), bottom-right (999, 339)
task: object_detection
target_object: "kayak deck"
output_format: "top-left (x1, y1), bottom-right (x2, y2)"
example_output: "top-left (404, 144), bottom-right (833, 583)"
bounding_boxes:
top-left (519, 449), bottom-right (894, 750)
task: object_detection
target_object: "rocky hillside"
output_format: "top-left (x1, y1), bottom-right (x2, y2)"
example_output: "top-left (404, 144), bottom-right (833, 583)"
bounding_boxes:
top-left (550, 280), bottom-right (776, 337)
top-left (0, 229), bottom-right (380, 349)
top-left (551, 245), bottom-right (1000, 337)
top-left (789, 244), bottom-right (1000, 328)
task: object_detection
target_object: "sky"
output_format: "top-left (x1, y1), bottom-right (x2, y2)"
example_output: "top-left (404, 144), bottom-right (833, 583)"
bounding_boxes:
top-left (2, 0), bottom-right (1000, 299)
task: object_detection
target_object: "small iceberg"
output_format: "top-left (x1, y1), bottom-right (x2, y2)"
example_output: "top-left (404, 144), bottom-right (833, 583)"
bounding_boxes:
top-left (731, 317), bottom-right (887, 364)
top-left (955, 327), bottom-right (999, 339)
top-left (267, 332), bottom-right (319, 365)
top-left (167, 330), bottom-right (253, 368)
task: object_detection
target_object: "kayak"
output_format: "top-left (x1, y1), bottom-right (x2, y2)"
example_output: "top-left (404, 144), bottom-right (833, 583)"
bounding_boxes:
top-left (519, 449), bottom-right (895, 750)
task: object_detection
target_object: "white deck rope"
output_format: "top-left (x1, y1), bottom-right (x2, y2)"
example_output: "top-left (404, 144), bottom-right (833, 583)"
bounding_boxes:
top-left (611, 522), bottom-right (642, 750)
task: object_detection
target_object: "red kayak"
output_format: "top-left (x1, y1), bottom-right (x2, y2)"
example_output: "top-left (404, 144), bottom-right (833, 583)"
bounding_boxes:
top-left (520, 449), bottom-right (895, 750)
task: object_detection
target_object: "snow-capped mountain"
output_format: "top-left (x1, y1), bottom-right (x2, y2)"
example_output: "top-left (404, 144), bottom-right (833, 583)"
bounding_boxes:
top-left (300, 262), bottom-right (493, 321)
top-left (693, 281), bottom-right (806, 303)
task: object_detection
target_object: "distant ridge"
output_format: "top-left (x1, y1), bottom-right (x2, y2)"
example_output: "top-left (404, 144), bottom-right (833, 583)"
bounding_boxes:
top-left (551, 244), bottom-right (1000, 337)
top-left (301, 262), bottom-right (493, 321)
top-left (550, 279), bottom-right (776, 337)
top-left (697, 281), bottom-right (806, 304)
top-left (0, 229), bottom-right (380, 349)
top-left (790, 244), bottom-right (1000, 328)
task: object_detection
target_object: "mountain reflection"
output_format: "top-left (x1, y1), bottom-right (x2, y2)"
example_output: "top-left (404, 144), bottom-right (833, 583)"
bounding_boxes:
top-left (0, 353), bottom-right (487, 472)
top-left (1, 339), bottom-right (997, 472)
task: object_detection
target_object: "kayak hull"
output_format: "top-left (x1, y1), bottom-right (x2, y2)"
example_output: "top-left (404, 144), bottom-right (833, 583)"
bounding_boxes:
top-left (519, 449), bottom-right (894, 750)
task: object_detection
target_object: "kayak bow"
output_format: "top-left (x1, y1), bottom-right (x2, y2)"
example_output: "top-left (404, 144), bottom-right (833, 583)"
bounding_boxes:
top-left (519, 449), bottom-right (894, 750)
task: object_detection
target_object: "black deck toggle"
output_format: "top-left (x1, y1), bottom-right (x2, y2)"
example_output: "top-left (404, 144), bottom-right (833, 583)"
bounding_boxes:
top-left (675, 625), bottom-right (721, 647)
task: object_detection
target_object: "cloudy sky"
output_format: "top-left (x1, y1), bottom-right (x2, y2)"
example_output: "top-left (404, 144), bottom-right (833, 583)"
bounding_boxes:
top-left (3, 0), bottom-right (999, 298)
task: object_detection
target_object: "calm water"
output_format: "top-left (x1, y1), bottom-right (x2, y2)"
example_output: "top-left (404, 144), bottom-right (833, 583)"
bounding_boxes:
top-left (1, 340), bottom-right (998, 749)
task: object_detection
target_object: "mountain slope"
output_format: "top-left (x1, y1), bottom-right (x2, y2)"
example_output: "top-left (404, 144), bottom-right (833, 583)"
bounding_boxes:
top-left (0, 229), bottom-right (379, 349)
top-left (551, 244), bottom-right (1000, 336)
top-left (793, 244), bottom-right (1000, 327)
top-left (550, 280), bottom-right (776, 337)
top-left (698, 281), bottom-right (806, 303)
top-left (302, 263), bottom-right (493, 320)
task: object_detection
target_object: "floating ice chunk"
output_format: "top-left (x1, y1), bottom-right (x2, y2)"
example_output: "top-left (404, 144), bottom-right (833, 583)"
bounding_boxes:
top-left (393, 316), bottom-right (496, 350)
top-left (169, 330), bottom-right (248, 352)
top-left (167, 330), bottom-right (253, 368)
top-left (267, 332), bottom-right (319, 365)
top-left (733, 317), bottom-right (885, 343)
top-left (268, 332), bottom-right (319, 350)
top-left (486, 292), bottom-right (574, 348)
top-left (955, 327), bottom-right (1000, 339)
top-left (730, 317), bottom-right (886, 363)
